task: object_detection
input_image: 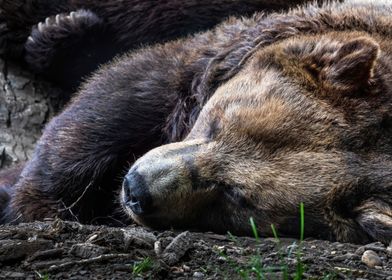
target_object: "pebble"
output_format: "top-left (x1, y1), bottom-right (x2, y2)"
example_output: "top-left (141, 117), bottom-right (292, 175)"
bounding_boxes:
top-left (387, 242), bottom-right (392, 257)
top-left (193, 272), bottom-right (205, 278)
top-left (361, 250), bottom-right (382, 268)
top-left (154, 240), bottom-right (162, 255)
top-left (183, 265), bottom-right (191, 272)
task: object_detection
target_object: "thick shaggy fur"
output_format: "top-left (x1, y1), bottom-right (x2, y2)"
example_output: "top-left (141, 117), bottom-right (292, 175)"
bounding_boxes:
top-left (0, 1), bottom-right (391, 244)
top-left (0, 0), bottom-right (309, 89)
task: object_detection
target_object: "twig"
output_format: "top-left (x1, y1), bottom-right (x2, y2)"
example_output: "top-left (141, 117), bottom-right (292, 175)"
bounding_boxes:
top-left (59, 180), bottom-right (94, 211)
top-left (47, 253), bottom-right (134, 272)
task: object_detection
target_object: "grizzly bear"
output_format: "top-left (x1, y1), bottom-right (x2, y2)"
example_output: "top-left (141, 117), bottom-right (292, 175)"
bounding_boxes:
top-left (1, 0), bottom-right (392, 244)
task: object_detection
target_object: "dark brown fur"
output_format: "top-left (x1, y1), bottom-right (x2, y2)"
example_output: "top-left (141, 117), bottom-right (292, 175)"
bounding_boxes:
top-left (1, 1), bottom-right (391, 244)
top-left (0, 0), bottom-right (310, 90)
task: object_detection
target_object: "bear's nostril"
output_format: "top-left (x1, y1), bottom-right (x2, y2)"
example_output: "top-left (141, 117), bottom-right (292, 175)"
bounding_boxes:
top-left (122, 172), bottom-right (152, 215)
top-left (129, 195), bottom-right (138, 204)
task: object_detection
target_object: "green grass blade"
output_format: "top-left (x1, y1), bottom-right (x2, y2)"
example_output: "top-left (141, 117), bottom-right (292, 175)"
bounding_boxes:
top-left (299, 202), bottom-right (305, 242)
top-left (270, 224), bottom-right (279, 243)
top-left (249, 217), bottom-right (259, 242)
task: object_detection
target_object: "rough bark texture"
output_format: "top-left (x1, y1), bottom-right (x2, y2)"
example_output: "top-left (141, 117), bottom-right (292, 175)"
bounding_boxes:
top-left (0, 58), bottom-right (64, 169)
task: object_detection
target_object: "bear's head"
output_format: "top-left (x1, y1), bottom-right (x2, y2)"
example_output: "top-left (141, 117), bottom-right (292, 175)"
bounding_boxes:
top-left (121, 31), bottom-right (392, 240)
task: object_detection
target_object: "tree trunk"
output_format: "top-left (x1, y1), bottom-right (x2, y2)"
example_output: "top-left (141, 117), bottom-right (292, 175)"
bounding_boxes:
top-left (0, 58), bottom-right (64, 169)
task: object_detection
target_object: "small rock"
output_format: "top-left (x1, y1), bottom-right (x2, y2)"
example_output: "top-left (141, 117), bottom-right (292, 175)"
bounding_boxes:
top-left (361, 250), bottom-right (382, 268)
top-left (193, 271), bottom-right (205, 278)
top-left (154, 240), bottom-right (162, 256)
top-left (161, 231), bottom-right (193, 266)
top-left (183, 264), bottom-right (191, 272)
top-left (387, 242), bottom-right (392, 257)
top-left (70, 243), bottom-right (108, 259)
top-left (171, 266), bottom-right (184, 274)
top-left (217, 256), bottom-right (226, 262)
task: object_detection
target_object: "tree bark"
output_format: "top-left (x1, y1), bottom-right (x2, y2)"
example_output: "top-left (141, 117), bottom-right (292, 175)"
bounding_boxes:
top-left (0, 58), bottom-right (64, 169)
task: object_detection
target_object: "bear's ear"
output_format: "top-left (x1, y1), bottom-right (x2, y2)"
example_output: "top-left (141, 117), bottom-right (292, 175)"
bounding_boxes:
top-left (317, 37), bottom-right (380, 94)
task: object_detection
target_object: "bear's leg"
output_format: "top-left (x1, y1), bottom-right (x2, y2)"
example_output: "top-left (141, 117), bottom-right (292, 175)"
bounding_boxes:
top-left (2, 47), bottom-right (181, 224)
top-left (0, 0), bottom-right (73, 57)
top-left (25, 9), bottom-right (122, 91)
top-left (325, 179), bottom-right (392, 243)
top-left (356, 199), bottom-right (392, 245)
top-left (0, 164), bottom-right (24, 223)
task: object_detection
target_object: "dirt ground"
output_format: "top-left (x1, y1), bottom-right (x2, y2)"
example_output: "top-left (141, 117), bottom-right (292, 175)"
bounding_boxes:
top-left (0, 220), bottom-right (390, 280)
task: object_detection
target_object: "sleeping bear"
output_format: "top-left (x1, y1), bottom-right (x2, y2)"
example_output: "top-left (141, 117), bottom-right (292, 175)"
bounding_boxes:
top-left (0, 0), bottom-right (391, 244)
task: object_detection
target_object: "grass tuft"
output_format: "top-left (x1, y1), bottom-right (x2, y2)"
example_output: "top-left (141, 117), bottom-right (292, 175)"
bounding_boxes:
top-left (132, 257), bottom-right (153, 276)
top-left (217, 203), bottom-right (312, 279)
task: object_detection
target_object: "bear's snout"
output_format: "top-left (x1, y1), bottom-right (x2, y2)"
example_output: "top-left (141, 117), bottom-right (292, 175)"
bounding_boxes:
top-left (122, 171), bottom-right (153, 215)
top-left (122, 139), bottom-right (216, 227)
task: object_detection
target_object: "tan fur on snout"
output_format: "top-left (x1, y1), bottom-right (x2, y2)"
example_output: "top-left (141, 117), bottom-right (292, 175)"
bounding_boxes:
top-left (126, 139), bottom-right (220, 228)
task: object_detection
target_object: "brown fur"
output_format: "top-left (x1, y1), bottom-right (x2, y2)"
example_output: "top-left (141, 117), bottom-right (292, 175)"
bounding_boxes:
top-left (1, 1), bottom-right (392, 244)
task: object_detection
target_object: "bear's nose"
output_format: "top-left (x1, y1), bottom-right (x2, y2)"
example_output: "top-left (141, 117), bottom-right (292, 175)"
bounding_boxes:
top-left (122, 171), bottom-right (152, 215)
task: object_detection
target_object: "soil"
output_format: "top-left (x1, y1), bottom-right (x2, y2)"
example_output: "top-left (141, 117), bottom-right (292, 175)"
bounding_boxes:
top-left (0, 220), bottom-right (390, 280)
